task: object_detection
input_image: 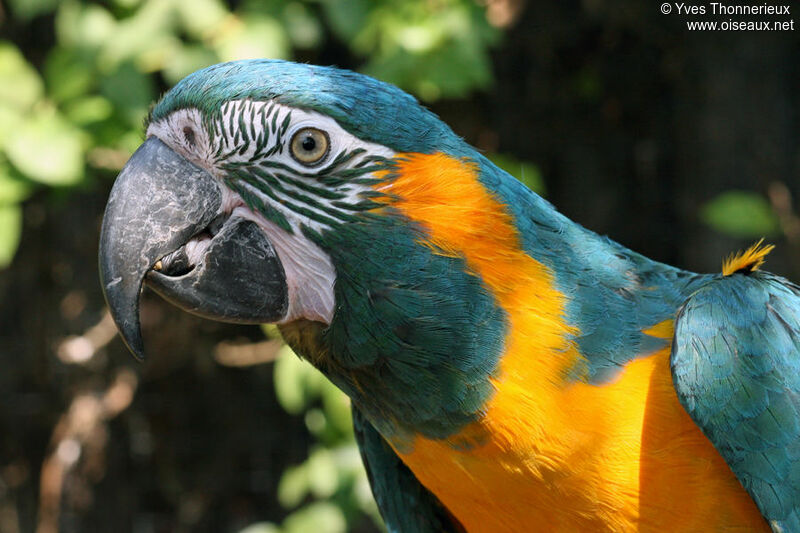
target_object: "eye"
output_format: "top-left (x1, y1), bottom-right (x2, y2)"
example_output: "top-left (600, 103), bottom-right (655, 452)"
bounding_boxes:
top-left (290, 127), bottom-right (330, 166)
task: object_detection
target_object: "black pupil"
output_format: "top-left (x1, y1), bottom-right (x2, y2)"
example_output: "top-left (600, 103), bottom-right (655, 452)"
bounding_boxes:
top-left (301, 135), bottom-right (316, 152)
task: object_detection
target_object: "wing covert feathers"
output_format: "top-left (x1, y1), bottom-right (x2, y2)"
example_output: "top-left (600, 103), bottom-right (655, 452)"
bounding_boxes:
top-left (672, 272), bottom-right (800, 532)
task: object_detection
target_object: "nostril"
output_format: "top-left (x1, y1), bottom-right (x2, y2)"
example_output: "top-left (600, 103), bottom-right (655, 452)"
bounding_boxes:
top-left (183, 126), bottom-right (196, 146)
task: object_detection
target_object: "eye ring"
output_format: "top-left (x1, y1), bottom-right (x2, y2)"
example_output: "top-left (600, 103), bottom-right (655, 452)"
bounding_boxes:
top-left (290, 127), bottom-right (330, 166)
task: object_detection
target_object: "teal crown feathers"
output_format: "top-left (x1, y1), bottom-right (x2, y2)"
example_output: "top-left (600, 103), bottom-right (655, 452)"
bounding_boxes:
top-left (148, 59), bottom-right (472, 156)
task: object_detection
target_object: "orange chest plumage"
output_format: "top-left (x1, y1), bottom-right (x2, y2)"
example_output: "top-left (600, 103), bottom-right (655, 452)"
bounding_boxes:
top-left (396, 345), bottom-right (767, 532)
top-left (382, 153), bottom-right (767, 532)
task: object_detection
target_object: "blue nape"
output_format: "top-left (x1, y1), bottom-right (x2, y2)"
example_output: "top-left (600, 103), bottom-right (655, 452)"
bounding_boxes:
top-left (475, 155), bottom-right (710, 382)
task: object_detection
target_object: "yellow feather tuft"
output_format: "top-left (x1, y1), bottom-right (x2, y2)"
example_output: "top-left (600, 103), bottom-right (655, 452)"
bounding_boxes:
top-left (721, 238), bottom-right (775, 276)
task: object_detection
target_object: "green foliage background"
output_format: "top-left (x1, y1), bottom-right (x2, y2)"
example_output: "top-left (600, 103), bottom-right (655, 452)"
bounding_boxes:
top-left (0, 1), bottom-right (797, 532)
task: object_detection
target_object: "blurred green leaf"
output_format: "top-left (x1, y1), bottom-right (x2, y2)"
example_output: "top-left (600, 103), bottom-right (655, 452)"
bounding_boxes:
top-left (320, 380), bottom-right (353, 437)
top-left (321, 0), bottom-right (370, 42)
top-left (5, 108), bottom-right (84, 186)
top-left (7, 0), bottom-right (59, 20)
top-left (55, 1), bottom-right (117, 50)
top-left (238, 523), bottom-right (280, 533)
top-left (162, 44), bottom-right (219, 85)
top-left (65, 96), bottom-right (113, 125)
top-left (352, 1), bottom-right (498, 100)
top-left (351, 452), bottom-right (379, 511)
top-left (306, 448), bottom-right (339, 499)
top-left (282, 3), bottom-right (323, 49)
top-left (0, 107), bottom-right (25, 150)
top-left (304, 408), bottom-right (327, 436)
top-left (117, 130), bottom-right (148, 156)
top-left (261, 323), bottom-right (281, 338)
top-left (44, 47), bottom-right (96, 103)
top-left (0, 42), bottom-right (44, 112)
top-left (100, 62), bottom-right (156, 127)
top-left (278, 463), bottom-right (310, 508)
top-left (282, 502), bottom-right (346, 533)
top-left (701, 190), bottom-right (780, 238)
top-left (112, 0), bottom-right (143, 8)
top-left (274, 346), bottom-right (323, 414)
top-left (175, 0), bottom-right (228, 39)
top-left (214, 15), bottom-right (289, 61)
top-left (489, 154), bottom-right (545, 194)
top-left (0, 161), bottom-right (33, 204)
top-left (0, 204), bottom-right (22, 269)
top-left (96, 0), bottom-right (176, 71)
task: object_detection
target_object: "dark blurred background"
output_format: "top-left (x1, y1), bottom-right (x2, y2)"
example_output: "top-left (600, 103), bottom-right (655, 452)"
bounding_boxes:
top-left (0, 1), bottom-right (798, 532)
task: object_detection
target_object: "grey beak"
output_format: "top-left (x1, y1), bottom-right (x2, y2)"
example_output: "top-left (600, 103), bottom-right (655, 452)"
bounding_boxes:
top-left (99, 137), bottom-right (288, 360)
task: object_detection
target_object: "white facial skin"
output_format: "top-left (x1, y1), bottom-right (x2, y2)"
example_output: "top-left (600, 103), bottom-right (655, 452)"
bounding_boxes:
top-left (146, 101), bottom-right (396, 324)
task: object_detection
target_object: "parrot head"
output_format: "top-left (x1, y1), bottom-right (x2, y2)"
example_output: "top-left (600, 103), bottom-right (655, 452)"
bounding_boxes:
top-left (100, 60), bottom-right (508, 441)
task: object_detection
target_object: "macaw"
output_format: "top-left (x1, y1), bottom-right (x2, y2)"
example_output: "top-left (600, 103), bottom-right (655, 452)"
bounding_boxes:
top-left (98, 60), bottom-right (800, 532)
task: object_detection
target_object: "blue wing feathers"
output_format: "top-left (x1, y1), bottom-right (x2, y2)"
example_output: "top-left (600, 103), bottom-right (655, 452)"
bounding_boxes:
top-left (672, 272), bottom-right (800, 532)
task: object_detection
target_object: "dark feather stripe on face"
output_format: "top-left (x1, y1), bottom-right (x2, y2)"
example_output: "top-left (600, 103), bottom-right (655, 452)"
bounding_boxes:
top-left (215, 105), bottom-right (287, 163)
top-left (162, 98), bottom-right (391, 233)
top-left (223, 157), bottom-right (386, 229)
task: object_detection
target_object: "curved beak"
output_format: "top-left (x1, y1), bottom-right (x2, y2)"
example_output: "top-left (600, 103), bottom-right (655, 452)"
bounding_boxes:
top-left (99, 137), bottom-right (288, 360)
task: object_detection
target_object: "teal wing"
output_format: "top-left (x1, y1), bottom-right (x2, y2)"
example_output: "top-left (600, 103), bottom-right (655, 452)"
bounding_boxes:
top-left (352, 406), bottom-right (462, 533)
top-left (671, 271), bottom-right (800, 532)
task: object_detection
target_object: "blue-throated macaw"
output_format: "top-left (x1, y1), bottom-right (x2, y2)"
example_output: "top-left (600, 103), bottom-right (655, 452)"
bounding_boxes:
top-left (98, 60), bottom-right (800, 532)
